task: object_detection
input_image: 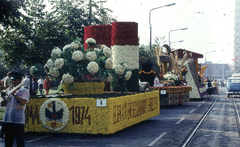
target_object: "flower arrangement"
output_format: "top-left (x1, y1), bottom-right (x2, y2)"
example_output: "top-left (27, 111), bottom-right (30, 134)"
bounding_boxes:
top-left (30, 37), bottom-right (132, 92)
top-left (163, 71), bottom-right (179, 81)
top-left (24, 91), bottom-right (159, 134)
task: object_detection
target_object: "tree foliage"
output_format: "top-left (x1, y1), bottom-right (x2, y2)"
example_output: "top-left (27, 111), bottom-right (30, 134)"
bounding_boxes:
top-left (0, 0), bottom-right (116, 68)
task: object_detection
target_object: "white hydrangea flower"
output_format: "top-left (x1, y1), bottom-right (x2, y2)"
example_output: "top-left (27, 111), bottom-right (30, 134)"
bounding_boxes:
top-left (105, 58), bottom-right (113, 69)
top-left (87, 61), bottom-right (99, 74)
top-left (115, 64), bottom-right (125, 75)
top-left (51, 48), bottom-right (56, 57)
top-left (72, 50), bottom-right (83, 62)
top-left (54, 58), bottom-right (65, 69)
top-left (54, 47), bottom-right (62, 57)
top-left (47, 59), bottom-right (54, 69)
top-left (70, 41), bottom-right (80, 50)
top-left (86, 51), bottom-right (97, 61)
top-left (63, 44), bottom-right (71, 52)
top-left (104, 73), bottom-right (113, 82)
top-left (49, 67), bottom-right (60, 78)
top-left (124, 71), bottom-right (132, 80)
top-left (103, 47), bottom-right (112, 57)
top-left (30, 66), bottom-right (35, 76)
top-left (100, 45), bottom-right (107, 49)
top-left (85, 38), bottom-right (96, 44)
top-left (62, 73), bottom-right (74, 84)
top-left (94, 48), bottom-right (101, 53)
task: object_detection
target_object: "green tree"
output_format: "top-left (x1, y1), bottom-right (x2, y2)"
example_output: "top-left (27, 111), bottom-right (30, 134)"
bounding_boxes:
top-left (0, 0), bottom-right (116, 68)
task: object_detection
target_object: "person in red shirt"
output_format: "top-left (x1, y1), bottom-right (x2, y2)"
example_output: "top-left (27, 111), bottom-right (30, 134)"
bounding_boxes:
top-left (43, 76), bottom-right (51, 94)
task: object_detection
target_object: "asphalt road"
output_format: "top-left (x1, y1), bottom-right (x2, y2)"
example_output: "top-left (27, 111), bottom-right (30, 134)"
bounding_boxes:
top-left (1, 87), bottom-right (239, 147)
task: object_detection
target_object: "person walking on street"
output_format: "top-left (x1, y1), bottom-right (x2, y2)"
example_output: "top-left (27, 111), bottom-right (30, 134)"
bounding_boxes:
top-left (3, 72), bottom-right (30, 147)
top-left (4, 72), bottom-right (12, 89)
top-left (206, 80), bottom-right (212, 99)
top-left (32, 78), bottom-right (38, 95)
top-left (37, 76), bottom-right (44, 95)
top-left (212, 80), bottom-right (218, 94)
top-left (43, 76), bottom-right (51, 95)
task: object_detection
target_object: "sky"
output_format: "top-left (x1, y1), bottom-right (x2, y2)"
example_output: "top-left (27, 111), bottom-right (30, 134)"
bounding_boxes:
top-left (102, 0), bottom-right (235, 64)
top-left (44, 0), bottom-right (235, 64)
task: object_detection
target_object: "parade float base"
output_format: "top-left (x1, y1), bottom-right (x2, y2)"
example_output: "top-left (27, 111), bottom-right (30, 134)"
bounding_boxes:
top-left (150, 86), bottom-right (192, 106)
top-left (25, 90), bottom-right (159, 134)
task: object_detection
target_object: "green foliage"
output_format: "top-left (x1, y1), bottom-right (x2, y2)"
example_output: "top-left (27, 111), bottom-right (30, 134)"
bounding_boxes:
top-left (139, 45), bottom-right (160, 74)
top-left (0, 0), bottom-right (116, 68)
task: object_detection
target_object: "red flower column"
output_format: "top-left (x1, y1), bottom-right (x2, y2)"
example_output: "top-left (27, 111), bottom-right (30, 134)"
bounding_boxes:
top-left (84, 25), bottom-right (112, 49)
top-left (111, 22), bottom-right (139, 92)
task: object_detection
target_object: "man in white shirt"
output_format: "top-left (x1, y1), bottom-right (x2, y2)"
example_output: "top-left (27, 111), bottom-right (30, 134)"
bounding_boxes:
top-left (3, 72), bottom-right (29, 147)
top-left (37, 76), bottom-right (44, 95)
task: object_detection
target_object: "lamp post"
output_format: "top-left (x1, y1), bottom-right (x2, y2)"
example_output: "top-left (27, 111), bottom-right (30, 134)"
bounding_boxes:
top-left (168, 28), bottom-right (187, 48)
top-left (205, 50), bottom-right (216, 78)
top-left (149, 3), bottom-right (175, 51)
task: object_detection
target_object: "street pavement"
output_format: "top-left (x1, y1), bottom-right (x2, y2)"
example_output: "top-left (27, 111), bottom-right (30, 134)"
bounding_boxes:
top-left (1, 87), bottom-right (239, 147)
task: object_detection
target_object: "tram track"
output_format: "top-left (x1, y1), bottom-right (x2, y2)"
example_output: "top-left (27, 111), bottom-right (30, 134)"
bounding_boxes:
top-left (232, 96), bottom-right (240, 136)
top-left (181, 93), bottom-right (221, 147)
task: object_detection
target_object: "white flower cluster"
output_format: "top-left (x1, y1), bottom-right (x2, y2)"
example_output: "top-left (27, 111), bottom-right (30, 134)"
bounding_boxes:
top-left (87, 61), bottom-right (99, 74)
top-left (93, 48), bottom-right (101, 53)
top-left (72, 51), bottom-right (83, 62)
top-left (63, 44), bottom-right (71, 52)
top-left (112, 45), bottom-right (139, 69)
top-left (103, 47), bottom-right (112, 58)
top-left (86, 51), bottom-right (97, 61)
top-left (105, 58), bottom-right (113, 69)
top-left (51, 47), bottom-right (62, 57)
top-left (49, 67), bottom-right (60, 78)
top-left (47, 59), bottom-right (54, 69)
top-left (104, 73), bottom-right (113, 82)
top-left (70, 41), bottom-right (80, 50)
top-left (54, 58), bottom-right (65, 69)
top-left (85, 38), bottom-right (96, 44)
top-left (124, 71), bottom-right (132, 81)
top-left (163, 71), bottom-right (179, 81)
top-left (30, 66), bottom-right (35, 76)
top-left (39, 98), bottom-right (69, 131)
top-left (115, 64), bottom-right (125, 75)
top-left (62, 73), bottom-right (74, 84)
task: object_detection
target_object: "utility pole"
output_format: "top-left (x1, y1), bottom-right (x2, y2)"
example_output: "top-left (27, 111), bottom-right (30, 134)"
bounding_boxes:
top-left (88, 0), bottom-right (92, 25)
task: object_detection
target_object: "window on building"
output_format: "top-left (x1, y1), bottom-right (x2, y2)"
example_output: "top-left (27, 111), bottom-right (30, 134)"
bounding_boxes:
top-left (215, 70), bottom-right (218, 74)
top-left (209, 65), bottom-right (212, 69)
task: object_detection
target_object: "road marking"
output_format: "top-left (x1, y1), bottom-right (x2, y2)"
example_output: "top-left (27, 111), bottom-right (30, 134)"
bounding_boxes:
top-left (147, 132), bottom-right (167, 146)
top-left (26, 135), bottom-right (51, 143)
top-left (189, 109), bottom-right (195, 113)
top-left (175, 118), bottom-right (185, 124)
top-left (198, 104), bottom-right (201, 107)
top-left (202, 101), bottom-right (205, 103)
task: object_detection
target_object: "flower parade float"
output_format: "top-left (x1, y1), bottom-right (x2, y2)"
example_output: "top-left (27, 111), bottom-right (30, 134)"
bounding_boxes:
top-left (170, 49), bottom-right (207, 99)
top-left (149, 45), bottom-right (192, 105)
top-left (26, 22), bottom-right (160, 134)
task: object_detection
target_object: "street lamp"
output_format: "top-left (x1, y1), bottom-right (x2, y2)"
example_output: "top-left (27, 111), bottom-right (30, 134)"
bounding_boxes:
top-left (205, 50), bottom-right (216, 78)
top-left (149, 3), bottom-right (175, 51)
top-left (168, 28), bottom-right (187, 48)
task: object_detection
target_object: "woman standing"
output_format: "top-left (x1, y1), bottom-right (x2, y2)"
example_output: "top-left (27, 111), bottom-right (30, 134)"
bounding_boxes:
top-left (43, 76), bottom-right (51, 95)
top-left (206, 80), bottom-right (212, 99)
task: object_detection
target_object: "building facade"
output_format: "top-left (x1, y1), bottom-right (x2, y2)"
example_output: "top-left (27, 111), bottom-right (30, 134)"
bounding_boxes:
top-left (234, 0), bottom-right (240, 71)
top-left (201, 62), bottom-right (234, 80)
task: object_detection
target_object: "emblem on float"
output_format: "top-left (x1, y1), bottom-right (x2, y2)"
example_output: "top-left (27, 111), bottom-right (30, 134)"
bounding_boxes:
top-left (39, 98), bottom-right (69, 131)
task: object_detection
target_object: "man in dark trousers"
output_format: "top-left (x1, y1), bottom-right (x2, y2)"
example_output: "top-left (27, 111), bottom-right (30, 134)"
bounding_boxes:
top-left (3, 72), bottom-right (29, 147)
